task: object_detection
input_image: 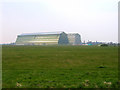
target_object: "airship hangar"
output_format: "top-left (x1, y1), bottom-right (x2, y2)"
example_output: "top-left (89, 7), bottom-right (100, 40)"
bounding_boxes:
top-left (15, 31), bottom-right (81, 45)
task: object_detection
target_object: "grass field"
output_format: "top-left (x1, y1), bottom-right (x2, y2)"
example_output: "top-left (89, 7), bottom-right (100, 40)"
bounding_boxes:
top-left (2, 45), bottom-right (119, 88)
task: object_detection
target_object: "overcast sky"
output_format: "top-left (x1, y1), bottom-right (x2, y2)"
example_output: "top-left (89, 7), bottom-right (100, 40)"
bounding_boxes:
top-left (0, 0), bottom-right (119, 44)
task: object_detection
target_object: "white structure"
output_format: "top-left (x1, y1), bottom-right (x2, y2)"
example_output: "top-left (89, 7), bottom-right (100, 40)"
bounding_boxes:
top-left (67, 33), bottom-right (81, 45)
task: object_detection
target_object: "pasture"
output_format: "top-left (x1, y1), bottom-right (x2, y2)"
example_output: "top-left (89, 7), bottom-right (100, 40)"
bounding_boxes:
top-left (2, 45), bottom-right (119, 88)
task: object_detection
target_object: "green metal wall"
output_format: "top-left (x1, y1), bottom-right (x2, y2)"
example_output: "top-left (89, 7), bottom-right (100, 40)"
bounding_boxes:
top-left (16, 34), bottom-right (60, 45)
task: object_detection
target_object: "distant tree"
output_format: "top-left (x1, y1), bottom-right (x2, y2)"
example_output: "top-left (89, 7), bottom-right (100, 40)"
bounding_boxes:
top-left (100, 44), bottom-right (108, 47)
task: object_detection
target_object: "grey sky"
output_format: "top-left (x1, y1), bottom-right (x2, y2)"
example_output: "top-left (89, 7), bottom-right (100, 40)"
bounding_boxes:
top-left (0, 0), bottom-right (119, 43)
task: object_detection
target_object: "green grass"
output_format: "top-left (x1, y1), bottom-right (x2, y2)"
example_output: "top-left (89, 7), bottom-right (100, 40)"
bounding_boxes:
top-left (2, 45), bottom-right (119, 88)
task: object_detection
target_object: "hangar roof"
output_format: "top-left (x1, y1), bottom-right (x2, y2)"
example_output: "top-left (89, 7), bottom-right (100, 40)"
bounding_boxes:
top-left (67, 33), bottom-right (79, 35)
top-left (19, 31), bottom-right (64, 36)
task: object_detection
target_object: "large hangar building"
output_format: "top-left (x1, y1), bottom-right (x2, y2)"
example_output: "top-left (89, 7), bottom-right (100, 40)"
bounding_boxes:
top-left (67, 33), bottom-right (81, 45)
top-left (16, 31), bottom-right (69, 45)
top-left (15, 31), bottom-right (81, 45)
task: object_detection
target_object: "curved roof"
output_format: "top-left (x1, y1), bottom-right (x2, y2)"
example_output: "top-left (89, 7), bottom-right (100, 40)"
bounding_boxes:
top-left (19, 31), bottom-right (64, 36)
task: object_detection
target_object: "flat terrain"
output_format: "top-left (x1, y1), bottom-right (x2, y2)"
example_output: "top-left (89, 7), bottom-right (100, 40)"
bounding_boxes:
top-left (2, 45), bottom-right (118, 88)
